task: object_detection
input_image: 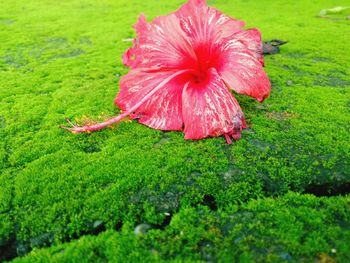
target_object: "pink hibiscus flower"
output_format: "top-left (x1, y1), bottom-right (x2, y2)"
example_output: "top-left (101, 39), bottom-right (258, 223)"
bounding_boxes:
top-left (62, 0), bottom-right (270, 144)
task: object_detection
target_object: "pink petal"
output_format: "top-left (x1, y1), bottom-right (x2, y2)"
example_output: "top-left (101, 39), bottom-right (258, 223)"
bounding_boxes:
top-left (122, 14), bottom-right (196, 70)
top-left (115, 69), bottom-right (186, 131)
top-left (175, 0), bottom-right (245, 44)
top-left (229, 28), bottom-right (264, 66)
top-left (216, 48), bottom-right (271, 102)
top-left (182, 68), bottom-right (245, 140)
top-left (174, 1), bottom-right (269, 102)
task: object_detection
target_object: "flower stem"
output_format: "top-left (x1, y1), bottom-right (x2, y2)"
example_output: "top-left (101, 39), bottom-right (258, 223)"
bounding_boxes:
top-left (61, 69), bottom-right (191, 133)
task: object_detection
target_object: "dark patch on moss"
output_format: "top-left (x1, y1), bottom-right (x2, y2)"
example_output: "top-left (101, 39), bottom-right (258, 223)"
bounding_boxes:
top-left (200, 194), bottom-right (218, 211)
top-left (129, 186), bottom-right (182, 214)
top-left (282, 64), bottom-right (307, 76)
top-left (69, 133), bottom-right (106, 154)
top-left (91, 221), bottom-right (106, 235)
top-left (52, 49), bottom-right (85, 60)
top-left (0, 236), bottom-right (41, 261)
top-left (0, 17), bottom-right (16, 25)
top-left (260, 173), bottom-right (287, 195)
top-left (0, 220), bottom-right (110, 261)
top-left (1, 145), bottom-right (12, 169)
top-left (135, 212), bottom-right (172, 233)
top-left (0, 54), bottom-right (27, 68)
top-left (0, 234), bottom-right (16, 261)
top-left (46, 38), bottom-right (67, 44)
top-left (314, 75), bottom-right (350, 87)
top-left (199, 239), bottom-right (215, 261)
top-left (159, 213), bottom-right (172, 229)
top-left (304, 182), bottom-right (350, 197)
top-left (283, 53), bottom-right (307, 59)
top-left (0, 18), bottom-right (15, 25)
top-left (150, 190), bottom-right (181, 213)
top-left (279, 252), bottom-right (293, 261)
top-left (249, 138), bottom-right (276, 152)
top-left (115, 222), bottom-right (123, 231)
top-left (241, 128), bottom-right (255, 135)
top-left (0, 116), bottom-right (5, 128)
top-left (312, 57), bottom-right (334, 63)
top-left (29, 232), bottom-right (55, 249)
top-left (186, 171), bottom-right (202, 187)
top-left (266, 111), bottom-right (298, 121)
top-left (83, 145), bottom-right (101, 153)
top-left (80, 37), bottom-right (93, 46)
top-left (154, 134), bottom-right (171, 148)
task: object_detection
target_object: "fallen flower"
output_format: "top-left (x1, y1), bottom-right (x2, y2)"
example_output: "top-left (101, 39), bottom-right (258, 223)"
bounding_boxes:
top-left (61, 0), bottom-right (271, 144)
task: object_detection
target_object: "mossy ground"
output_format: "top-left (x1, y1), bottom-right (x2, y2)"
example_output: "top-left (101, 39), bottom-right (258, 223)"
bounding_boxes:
top-left (0, 0), bottom-right (349, 262)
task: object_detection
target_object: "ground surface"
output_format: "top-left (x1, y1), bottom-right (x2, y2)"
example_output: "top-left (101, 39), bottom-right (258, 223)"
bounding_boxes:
top-left (1, 0), bottom-right (350, 262)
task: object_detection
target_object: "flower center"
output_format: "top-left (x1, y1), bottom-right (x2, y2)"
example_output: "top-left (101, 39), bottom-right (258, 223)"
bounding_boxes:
top-left (189, 58), bottom-right (213, 84)
top-left (187, 43), bottom-right (221, 84)
top-left (191, 69), bottom-right (208, 84)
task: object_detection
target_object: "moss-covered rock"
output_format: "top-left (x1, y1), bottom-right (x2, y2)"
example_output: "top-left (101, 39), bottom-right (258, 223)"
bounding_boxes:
top-left (11, 193), bottom-right (350, 262)
top-left (1, 0), bottom-right (349, 261)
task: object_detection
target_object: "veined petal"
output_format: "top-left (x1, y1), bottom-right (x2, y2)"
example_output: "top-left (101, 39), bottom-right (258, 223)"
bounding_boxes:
top-left (123, 13), bottom-right (196, 70)
top-left (115, 69), bottom-right (187, 131)
top-left (227, 28), bottom-right (264, 65)
top-left (173, 0), bottom-right (247, 75)
top-left (175, 0), bottom-right (245, 44)
top-left (182, 68), bottom-right (245, 140)
top-left (217, 48), bottom-right (270, 102)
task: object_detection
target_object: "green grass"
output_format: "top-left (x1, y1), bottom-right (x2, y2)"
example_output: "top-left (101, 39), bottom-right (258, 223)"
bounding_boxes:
top-left (1, 0), bottom-right (350, 262)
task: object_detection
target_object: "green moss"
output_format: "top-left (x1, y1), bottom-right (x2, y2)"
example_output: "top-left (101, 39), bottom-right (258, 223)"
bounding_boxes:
top-left (12, 193), bottom-right (350, 262)
top-left (0, 0), bottom-right (349, 261)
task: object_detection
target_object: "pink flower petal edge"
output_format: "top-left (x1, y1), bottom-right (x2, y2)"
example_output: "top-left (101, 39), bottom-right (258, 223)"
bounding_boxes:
top-left (61, 0), bottom-right (271, 144)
